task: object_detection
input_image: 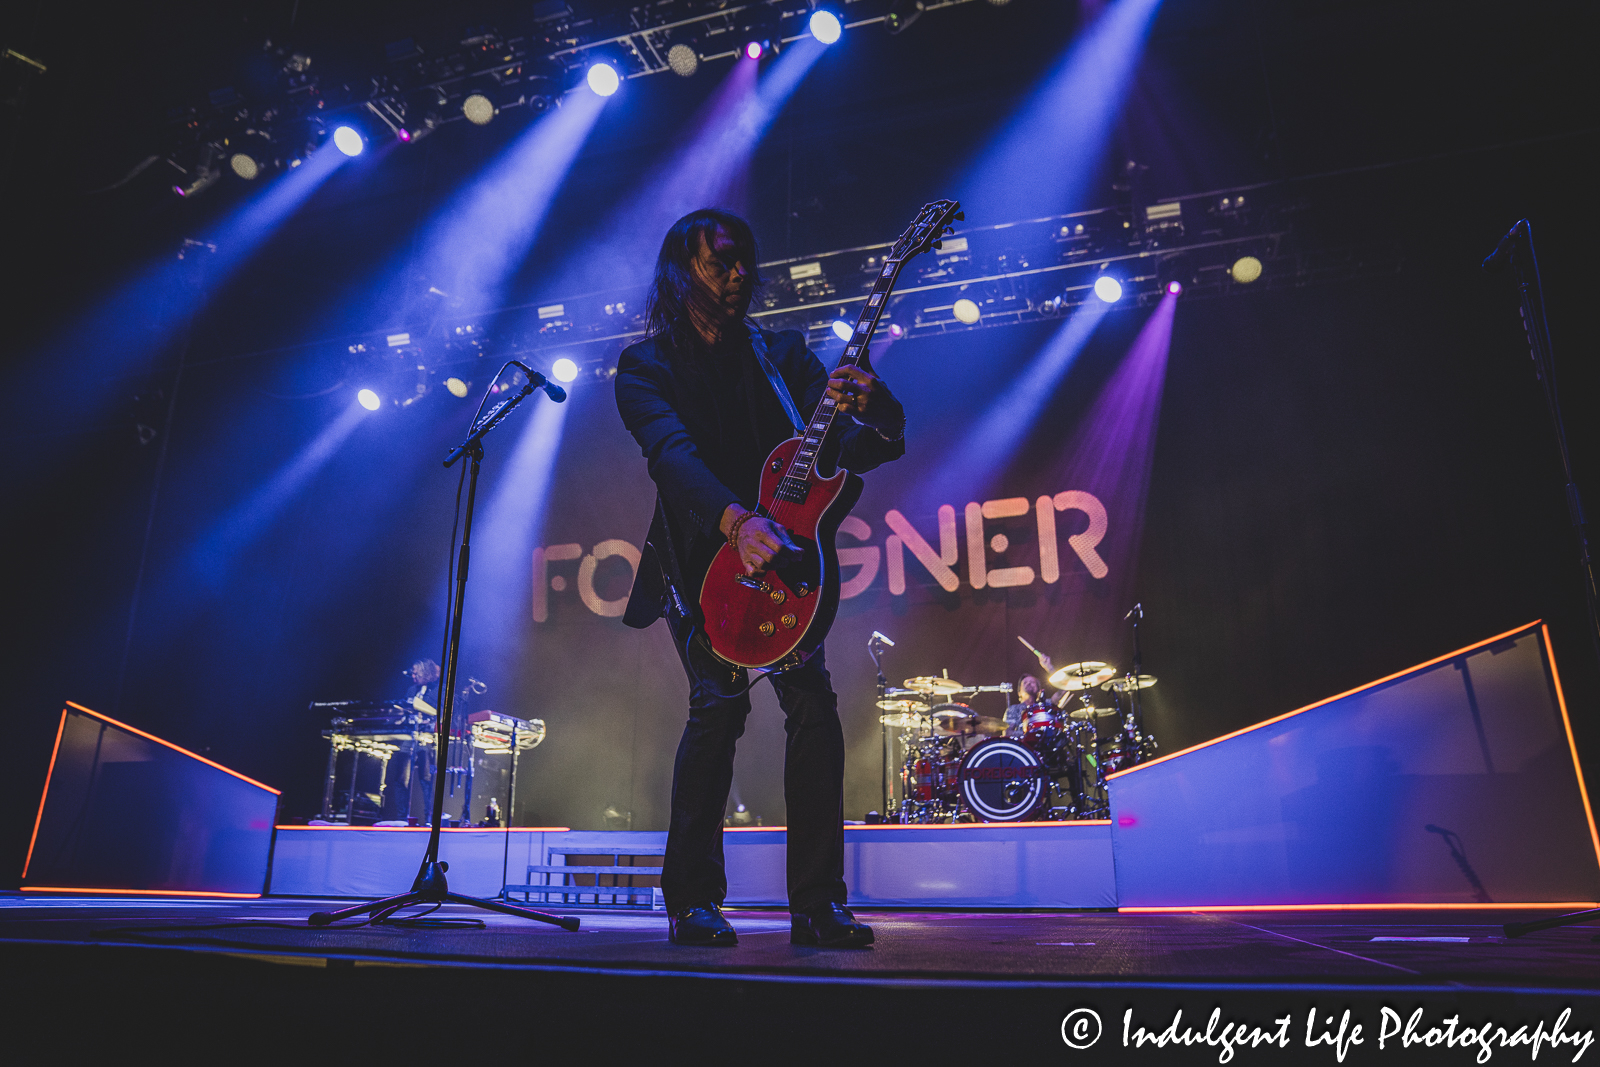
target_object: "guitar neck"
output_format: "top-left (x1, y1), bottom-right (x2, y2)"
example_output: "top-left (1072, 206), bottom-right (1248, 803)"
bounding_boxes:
top-left (782, 257), bottom-right (909, 488)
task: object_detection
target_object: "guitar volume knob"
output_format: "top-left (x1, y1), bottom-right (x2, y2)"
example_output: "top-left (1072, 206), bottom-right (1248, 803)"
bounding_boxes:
top-left (758, 622), bottom-right (775, 636)
top-left (769, 588), bottom-right (786, 604)
top-left (781, 614), bottom-right (797, 629)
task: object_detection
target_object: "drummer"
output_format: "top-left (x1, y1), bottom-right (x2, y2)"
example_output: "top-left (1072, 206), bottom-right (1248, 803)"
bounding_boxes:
top-left (1003, 675), bottom-right (1044, 737)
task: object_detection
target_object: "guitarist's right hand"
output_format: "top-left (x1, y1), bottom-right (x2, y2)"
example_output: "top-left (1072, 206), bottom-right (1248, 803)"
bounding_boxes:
top-left (720, 505), bottom-right (801, 576)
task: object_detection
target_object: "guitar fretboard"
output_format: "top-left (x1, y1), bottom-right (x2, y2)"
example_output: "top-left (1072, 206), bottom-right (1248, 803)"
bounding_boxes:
top-left (773, 255), bottom-right (910, 504)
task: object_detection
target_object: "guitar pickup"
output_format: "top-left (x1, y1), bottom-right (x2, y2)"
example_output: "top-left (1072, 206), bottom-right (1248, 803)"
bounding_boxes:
top-left (735, 575), bottom-right (764, 590)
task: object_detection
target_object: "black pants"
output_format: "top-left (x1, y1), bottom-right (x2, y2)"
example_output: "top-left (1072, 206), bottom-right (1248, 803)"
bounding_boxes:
top-left (661, 611), bottom-right (847, 914)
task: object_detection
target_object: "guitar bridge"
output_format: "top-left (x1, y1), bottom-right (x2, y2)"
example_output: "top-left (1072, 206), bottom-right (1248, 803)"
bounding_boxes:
top-left (734, 575), bottom-right (763, 590)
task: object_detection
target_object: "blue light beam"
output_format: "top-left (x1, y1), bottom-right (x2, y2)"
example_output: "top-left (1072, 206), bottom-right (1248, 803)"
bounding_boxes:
top-left (405, 92), bottom-right (608, 320)
top-left (915, 299), bottom-right (1110, 510)
top-left (953, 0), bottom-right (1164, 220)
top-left (457, 395), bottom-right (571, 673)
top-left (547, 37), bottom-right (827, 297)
top-left (187, 397), bottom-right (371, 590)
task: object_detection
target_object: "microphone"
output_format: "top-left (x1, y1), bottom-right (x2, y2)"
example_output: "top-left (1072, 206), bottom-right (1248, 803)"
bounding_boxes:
top-left (1125, 602), bottom-right (1143, 621)
top-left (869, 630), bottom-right (895, 647)
top-left (510, 360), bottom-right (568, 403)
top-left (1481, 220), bottom-right (1527, 273)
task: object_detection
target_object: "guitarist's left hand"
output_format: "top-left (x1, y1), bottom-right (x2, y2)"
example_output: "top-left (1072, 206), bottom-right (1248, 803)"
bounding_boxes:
top-left (827, 358), bottom-right (903, 432)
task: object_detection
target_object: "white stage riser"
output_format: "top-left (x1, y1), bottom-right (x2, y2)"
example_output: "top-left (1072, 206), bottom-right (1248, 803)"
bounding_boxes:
top-left (267, 824), bottom-right (1117, 908)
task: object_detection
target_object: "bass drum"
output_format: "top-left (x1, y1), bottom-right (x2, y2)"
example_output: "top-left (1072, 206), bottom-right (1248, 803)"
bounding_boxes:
top-left (958, 738), bottom-right (1048, 822)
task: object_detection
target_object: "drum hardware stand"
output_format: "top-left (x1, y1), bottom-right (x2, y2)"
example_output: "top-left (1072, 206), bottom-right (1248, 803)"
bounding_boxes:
top-left (1483, 221), bottom-right (1598, 940)
top-left (868, 631), bottom-right (892, 817)
top-left (308, 369), bottom-right (578, 932)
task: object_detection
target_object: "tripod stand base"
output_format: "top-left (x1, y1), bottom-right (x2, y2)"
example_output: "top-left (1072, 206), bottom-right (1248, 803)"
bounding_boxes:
top-left (308, 861), bottom-right (580, 931)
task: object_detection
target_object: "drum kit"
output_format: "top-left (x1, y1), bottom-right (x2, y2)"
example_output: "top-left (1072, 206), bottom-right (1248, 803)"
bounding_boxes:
top-left (870, 635), bottom-right (1159, 824)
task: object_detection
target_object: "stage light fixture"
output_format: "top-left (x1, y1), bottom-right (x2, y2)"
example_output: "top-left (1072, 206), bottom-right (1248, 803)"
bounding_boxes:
top-left (952, 298), bottom-right (981, 324)
top-left (744, 40), bottom-right (765, 60)
top-left (357, 389), bottom-right (381, 410)
top-left (1231, 255), bottom-right (1263, 284)
top-left (885, 0), bottom-right (926, 34)
top-left (1094, 276), bottom-right (1123, 303)
top-left (887, 323), bottom-right (905, 339)
top-left (462, 92), bottom-right (496, 125)
top-left (810, 10), bottom-right (844, 44)
top-left (551, 357), bottom-right (579, 383)
top-left (667, 43), bottom-right (699, 77)
top-left (445, 377), bottom-right (470, 398)
top-left (831, 319), bottom-right (854, 341)
top-left (332, 126), bottom-right (365, 157)
top-left (1167, 280), bottom-right (1183, 295)
top-left (587, 62), bottom-right (620, 97)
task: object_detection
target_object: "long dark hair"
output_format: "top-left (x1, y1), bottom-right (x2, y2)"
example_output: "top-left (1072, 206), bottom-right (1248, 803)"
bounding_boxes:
top-left (644, 208), bottom-right (763, 357)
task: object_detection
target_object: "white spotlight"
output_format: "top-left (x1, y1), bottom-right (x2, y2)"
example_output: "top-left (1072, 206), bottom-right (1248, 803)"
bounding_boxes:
top-left (332, 126), bottom-right (365, 157)
top-left (551, 358), bottom-right (579, 383)
top-left (357, 389), bottom-right (381, 410)
top-left (667, 43), bottom-right (699, 77)
top-left (831, 320), bottom-right (854, 342)
top-left (1093, 276), bottom-right (1123, 303)
top-left (445, 377), bottom-right (469, 398)
top-left (462, 93), bottom-right (495, 126)
top-left (952, 298), bottom-right (981, 324)
top-left (1230, 255), bottom-right (1264, 284)
top-left (587, 62), bottom-right (620, 97)
top-left (810, 10), bottom-right (843, 44)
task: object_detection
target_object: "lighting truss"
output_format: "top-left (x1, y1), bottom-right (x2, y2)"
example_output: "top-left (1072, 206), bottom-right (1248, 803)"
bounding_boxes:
top-left (334, 179), bottom-right (1401, 391)
top-left (150, 0), bottom-right (988, 199)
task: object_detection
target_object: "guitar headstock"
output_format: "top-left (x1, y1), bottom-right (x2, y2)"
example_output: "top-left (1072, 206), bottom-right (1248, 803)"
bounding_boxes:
top-left (889, 199), bottom-right (964, 263)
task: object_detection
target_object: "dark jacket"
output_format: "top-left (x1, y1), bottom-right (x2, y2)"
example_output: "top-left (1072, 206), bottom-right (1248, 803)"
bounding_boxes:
top-left (614, 325), bottom-right (904, 628)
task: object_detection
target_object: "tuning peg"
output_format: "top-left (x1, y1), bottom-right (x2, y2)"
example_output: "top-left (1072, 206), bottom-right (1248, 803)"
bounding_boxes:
top-left (944, 225), bottom-right (954, 234)
top-left (931, 240), bottom-right (943, 250)
top-left (954, 211), bottom-right (965, 222)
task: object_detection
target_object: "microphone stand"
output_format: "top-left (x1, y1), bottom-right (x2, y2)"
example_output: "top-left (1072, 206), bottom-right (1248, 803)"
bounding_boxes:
top-left (1486, 222), bottom-right (1599, 939)
top-left (309, 377), bottom-right (578, 931)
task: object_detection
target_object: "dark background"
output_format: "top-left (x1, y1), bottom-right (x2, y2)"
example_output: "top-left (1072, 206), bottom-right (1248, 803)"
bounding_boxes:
top-left (2, 0), bottom-right (1596, 881)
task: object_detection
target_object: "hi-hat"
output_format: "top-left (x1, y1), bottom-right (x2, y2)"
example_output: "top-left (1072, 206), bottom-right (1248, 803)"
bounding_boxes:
top-left (1102, 674), bottom-right (1157, 692)
top-left (1048, 661), bottom-right (1118, 691)
top-left (904, 676), bottom-right (965, 695)
top-left (879, 712), bottom-right (929, 729)
top-left (876, 697), bottom-right (928, 713)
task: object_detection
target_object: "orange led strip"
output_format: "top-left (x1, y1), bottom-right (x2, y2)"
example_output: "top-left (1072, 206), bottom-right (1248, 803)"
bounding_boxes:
top-left (1121, 901), bottom-right (1600, 914)
top-left (21, 709), bottom-right (69, 881)
top-left (64, 702), bottom-right (280, 794)
top-left (1107, 621), bottom-right (1543, 780)
top-left (1542, 624), bottom-right (1600, 870)
top-left (20, 887), bottom-right (262, 899)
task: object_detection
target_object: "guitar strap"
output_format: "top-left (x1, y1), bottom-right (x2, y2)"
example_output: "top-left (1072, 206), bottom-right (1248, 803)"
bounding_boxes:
top-left (747, 321), bottom-right (806, 435)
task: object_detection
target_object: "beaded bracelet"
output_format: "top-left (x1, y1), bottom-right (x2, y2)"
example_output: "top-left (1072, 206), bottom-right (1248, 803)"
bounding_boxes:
top-left (727, 509), bottom-right (756, 548)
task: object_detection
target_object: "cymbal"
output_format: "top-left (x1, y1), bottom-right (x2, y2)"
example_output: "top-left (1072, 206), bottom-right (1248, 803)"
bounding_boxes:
top-left (930, 704), bottom-right (975, 736)
top-left (971, 715), bottom-right (1008, 737)
top-left (876, 697), bottom-right (929, 713)
top-left (879, 712), bottom-right (929, 729)
top-left (1047, 661), bottom-right (1118, 691)
top-left (904, 675), bottom-right (966, 695)
top-left (1102, 674), bottom-right (1158, 692)
top-left (1069, 706), bottom-right (1118, 721)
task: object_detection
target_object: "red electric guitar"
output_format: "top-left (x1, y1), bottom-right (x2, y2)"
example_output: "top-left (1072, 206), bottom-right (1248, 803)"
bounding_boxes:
top-left (698, 198), bottom-right (963, 670)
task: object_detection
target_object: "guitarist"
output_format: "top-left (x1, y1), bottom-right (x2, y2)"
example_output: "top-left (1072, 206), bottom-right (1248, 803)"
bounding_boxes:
top-left (614, 208), bottom-right (905, 947)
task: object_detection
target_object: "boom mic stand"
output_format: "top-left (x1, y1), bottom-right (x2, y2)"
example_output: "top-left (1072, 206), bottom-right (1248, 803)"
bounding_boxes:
top-left (310, 368), bottom-right (578, 931)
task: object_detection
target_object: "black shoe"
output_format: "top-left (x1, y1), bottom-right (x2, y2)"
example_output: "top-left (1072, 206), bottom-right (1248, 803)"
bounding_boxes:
top-left (668, 902), bottom-right (737, 946)
top-left (790, 903), bottom-right (874, 947)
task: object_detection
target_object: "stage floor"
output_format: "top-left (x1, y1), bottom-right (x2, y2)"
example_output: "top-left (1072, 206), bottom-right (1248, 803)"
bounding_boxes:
top-left (3, 895), bottom-right (1597, 1059)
